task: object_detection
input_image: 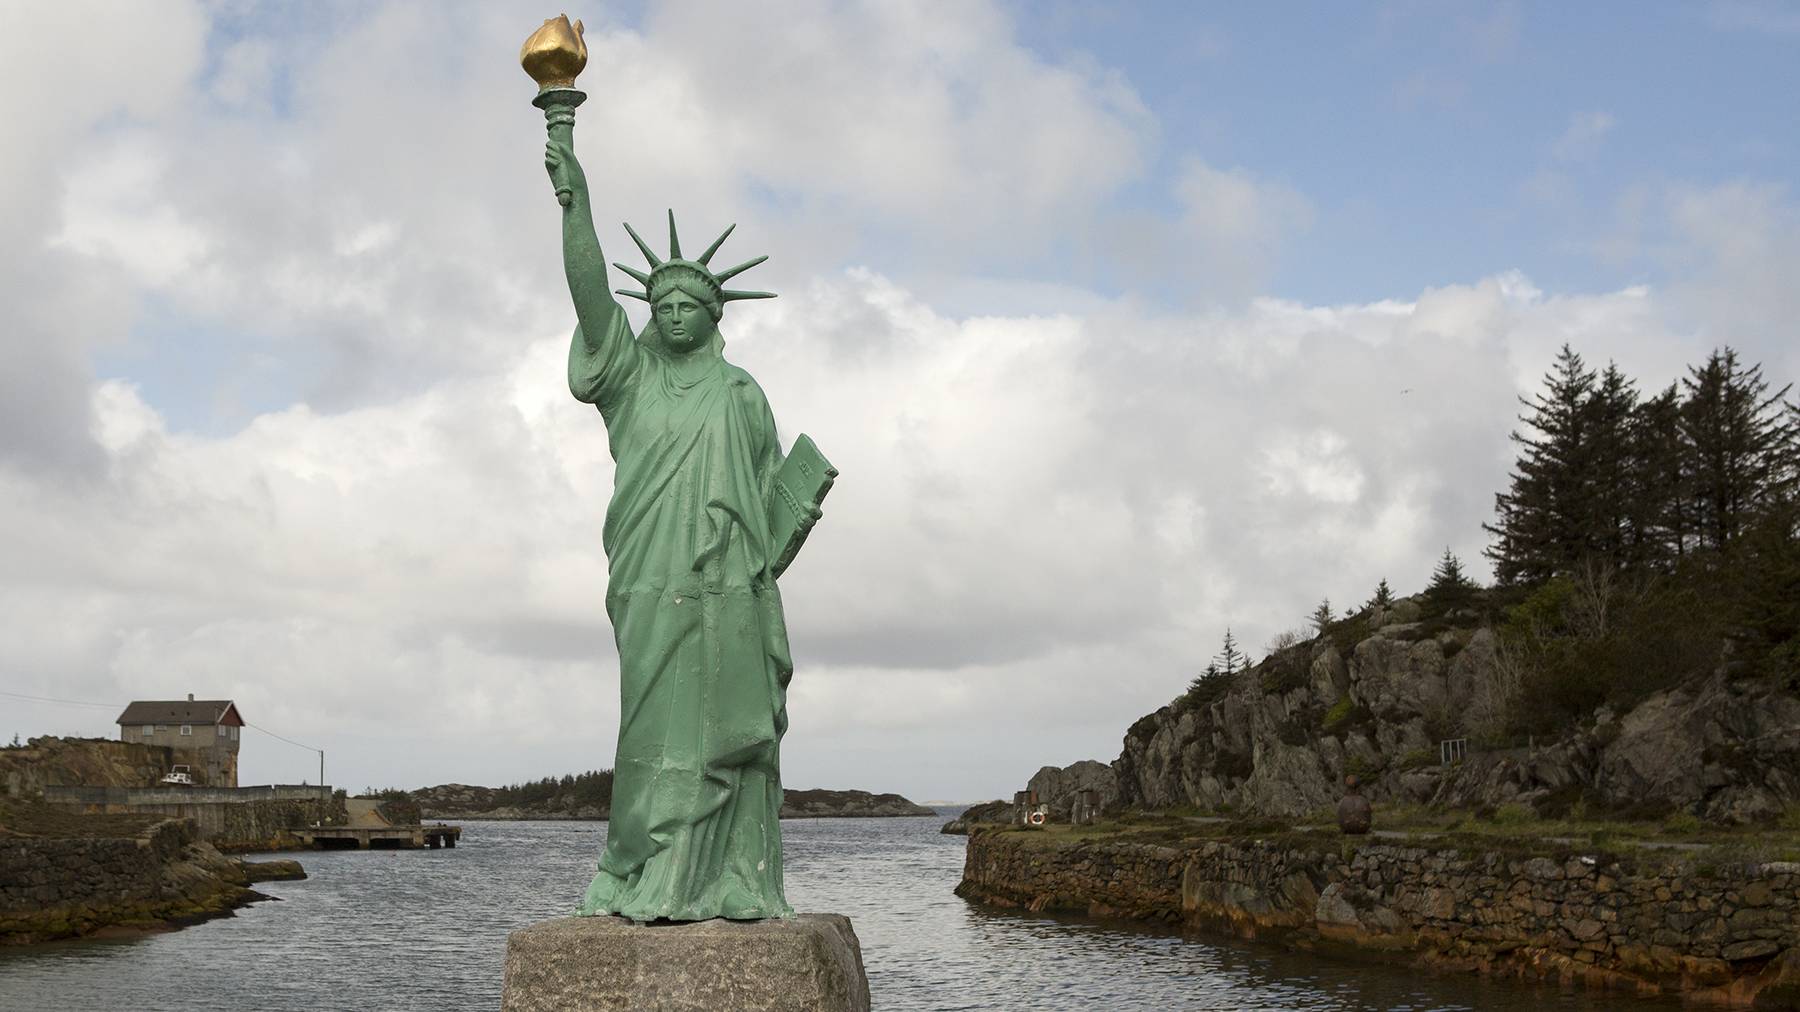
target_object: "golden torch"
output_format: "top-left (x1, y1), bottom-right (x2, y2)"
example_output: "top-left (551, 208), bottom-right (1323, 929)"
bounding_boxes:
top-left (522, 15), bottom-right (588, 207)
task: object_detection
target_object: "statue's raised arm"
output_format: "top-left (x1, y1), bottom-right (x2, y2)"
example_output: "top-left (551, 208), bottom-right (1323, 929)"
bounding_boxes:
top-left (544, 141), bottom-right (621, 337)
top-left (544, 139), bottom-right (640, 408)
top-left (524, 16), bottom-right (637, 409)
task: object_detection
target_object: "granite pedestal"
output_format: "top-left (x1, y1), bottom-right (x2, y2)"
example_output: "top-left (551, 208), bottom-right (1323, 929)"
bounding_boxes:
top-left (502, 913), bottom-right (872, 1012)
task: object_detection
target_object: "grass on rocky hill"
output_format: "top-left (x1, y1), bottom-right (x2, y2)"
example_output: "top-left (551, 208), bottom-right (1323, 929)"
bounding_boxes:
top-left (1298, 800), bottom-right (1800, 849)
top-left (983, 805), bottom-right (1800, 865)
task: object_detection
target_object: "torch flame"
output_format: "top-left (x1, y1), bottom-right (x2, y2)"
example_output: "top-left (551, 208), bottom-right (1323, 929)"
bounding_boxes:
top-left (521, 14), bottom-right (587, 91)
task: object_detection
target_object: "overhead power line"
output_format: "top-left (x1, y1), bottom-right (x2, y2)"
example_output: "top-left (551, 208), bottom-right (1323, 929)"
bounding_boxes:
top-left (244, 721), bottom-right (325, 787)
top-left (245, 721), bottom-right (321, 754)
top-left (0, 689), bottom-right (122, 710)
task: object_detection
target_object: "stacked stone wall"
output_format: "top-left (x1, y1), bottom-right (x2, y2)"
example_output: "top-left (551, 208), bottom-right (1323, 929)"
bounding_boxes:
top-left (959, 829), bottom-right (1800, 1007)
top-left (0, 819), bottom-right (258, 944)
top-left (42, 786), bottom-right (345, 851)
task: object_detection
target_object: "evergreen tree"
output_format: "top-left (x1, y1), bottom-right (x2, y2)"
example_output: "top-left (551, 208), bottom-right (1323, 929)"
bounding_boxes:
top-left (1680, 348), bottom-right (1795, 551)
top-left (1310, 598), bottom-right (1333, 634)
top-left (1428, 548), bottom-right (1474, 608)
top-left (1485, 344), bottom-right (1597, 584)
top-left (1187, 661), bottom-right (1221, 693)
top-left (1629, 383), bottom-right (1689, 564)
top-left (1779, 399), bottom-right (1800, 517)
top-left (1213, 628), bottom-right (1246, 677)
top-left (1367, 577), bottom-right (1394, 609)
top-left (1583, 363), bottom-right (1640, 563)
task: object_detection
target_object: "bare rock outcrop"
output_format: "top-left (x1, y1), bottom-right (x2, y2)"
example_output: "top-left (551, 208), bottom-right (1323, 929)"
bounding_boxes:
top-left (0, 737), bottom-right (171, 799)
top-left (1026, 761), bottom-right (1120, 819)
top-left (1593, 678), bottom-right (1800, 823)
top-left (1114, 595), bottom-right (1800, 823)
top-left (1349, 635), bottom-right (1447, 722)
top-left (940, 799), bottom-right (1013, 835)
top-left (1237, 742), bottom-right (1335, 818)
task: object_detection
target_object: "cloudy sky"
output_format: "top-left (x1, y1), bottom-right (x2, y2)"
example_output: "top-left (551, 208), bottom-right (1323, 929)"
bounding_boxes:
top-left (2, 1), bottom-right (1796, 802)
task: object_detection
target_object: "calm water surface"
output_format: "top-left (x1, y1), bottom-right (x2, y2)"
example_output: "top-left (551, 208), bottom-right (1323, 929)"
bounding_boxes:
top-left (0, 812), bottom-right (1680, 1011)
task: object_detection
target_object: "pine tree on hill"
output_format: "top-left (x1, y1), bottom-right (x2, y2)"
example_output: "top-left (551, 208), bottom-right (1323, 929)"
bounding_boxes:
top-left (1428, 547), bottom-right (1475, 609)
top-left (1485, 344), bottom-right (1598, 584)
top-left (1310, 598), bottom-right (1333, 634)
top-left (1431, 548), bottom-right (1470, 587)
top-left (1781, 399), bottom-right (1800, 514)
top-left (1367, 577), bottom-right (1394, 609)
top-left (1780, 399), bottom-right (1800, 509)
top-left (1187, 661), bottom-right (1221, 693)
top-left (1681, 347), bottom-right (1796, 551)
top-left (1214, 628), bottom-right (1246, 677)
top-left (1630, 383), bottom-right (1689, 564)
top-left (1585, 363), bottom-right (1640, 564)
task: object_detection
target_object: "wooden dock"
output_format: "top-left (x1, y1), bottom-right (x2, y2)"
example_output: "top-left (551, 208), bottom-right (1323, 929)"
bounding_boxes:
top-left (298, 823), bottom-right (461, 850)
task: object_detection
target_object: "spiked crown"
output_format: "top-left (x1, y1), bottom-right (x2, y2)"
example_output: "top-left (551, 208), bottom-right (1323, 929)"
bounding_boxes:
top-left (613, 211), bottom-right (775, 315)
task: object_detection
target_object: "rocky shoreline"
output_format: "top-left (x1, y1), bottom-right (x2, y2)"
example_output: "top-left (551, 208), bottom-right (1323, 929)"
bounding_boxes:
top-left (0, 815), bottom-right (306, 945)
top-left (410, 784), bottom-right (933, 821)
top-left (958, 825), bottom-right (1800, 1008)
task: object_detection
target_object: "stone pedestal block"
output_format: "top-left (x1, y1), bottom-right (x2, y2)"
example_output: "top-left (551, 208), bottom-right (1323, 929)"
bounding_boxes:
top-left (502, 913), bottom-right (871, 1012)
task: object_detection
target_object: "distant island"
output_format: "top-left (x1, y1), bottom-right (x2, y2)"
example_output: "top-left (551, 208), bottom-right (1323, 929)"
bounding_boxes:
top-left (368, 774), bottom-right (934, 821)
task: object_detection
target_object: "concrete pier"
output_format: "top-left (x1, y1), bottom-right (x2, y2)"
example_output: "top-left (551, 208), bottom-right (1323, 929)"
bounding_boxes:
top-left (297, 823), bottom-right (460, 849)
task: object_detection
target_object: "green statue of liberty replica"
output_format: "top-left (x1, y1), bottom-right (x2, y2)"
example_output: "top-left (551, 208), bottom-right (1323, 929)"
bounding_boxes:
top-left (524, 16), bottom-right (836, 923)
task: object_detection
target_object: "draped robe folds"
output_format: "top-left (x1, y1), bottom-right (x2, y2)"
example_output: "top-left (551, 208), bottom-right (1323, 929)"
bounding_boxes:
top-left (569, 306), bottom-right (794, 922)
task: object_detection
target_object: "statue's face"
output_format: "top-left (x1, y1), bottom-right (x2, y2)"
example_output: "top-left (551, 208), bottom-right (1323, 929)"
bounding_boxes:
top-left (654, 290), bottom-right (715, 351)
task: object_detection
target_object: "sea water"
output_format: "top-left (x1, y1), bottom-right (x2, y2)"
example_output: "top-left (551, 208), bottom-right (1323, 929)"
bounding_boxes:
top-left (0, 813), bottom-right (1679, 1010)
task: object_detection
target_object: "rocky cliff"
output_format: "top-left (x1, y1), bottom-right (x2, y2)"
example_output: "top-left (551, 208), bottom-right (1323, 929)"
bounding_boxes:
top-left (1114, 595), bottom-right (1800, 823)
top-left (0, 736), bottom-right (170, 798)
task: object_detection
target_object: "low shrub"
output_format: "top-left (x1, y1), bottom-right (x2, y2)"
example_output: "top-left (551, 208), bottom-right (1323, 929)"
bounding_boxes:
top-left (1322, 697), bottom-right (1355, 729)
top-left (1397, 747), bottom-right (1437, 771)
top-left (1662, 811), bottom-right (1703, 835)
top-left (1330, 614), bottom-right (1372, 656)
top-left (1322, 697), bottom-right (1372, 733)
top-left (1490, 803), bottom-right (1533, 826)
top-left (1503, 568), bottom-right (1724, 737)
top-left (1344, 753), bottom-right (1380, 781)
top-left (1214, 750), bottom-right (1254, 781)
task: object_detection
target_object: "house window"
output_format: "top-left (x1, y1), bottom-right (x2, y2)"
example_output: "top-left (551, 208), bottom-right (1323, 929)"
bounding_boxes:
top-left (180, 724), bottom-right (192, 736)
top-left (229, 726), bottom-right (239, 741)
top-left (142, 725), bottom-right (153, 738)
